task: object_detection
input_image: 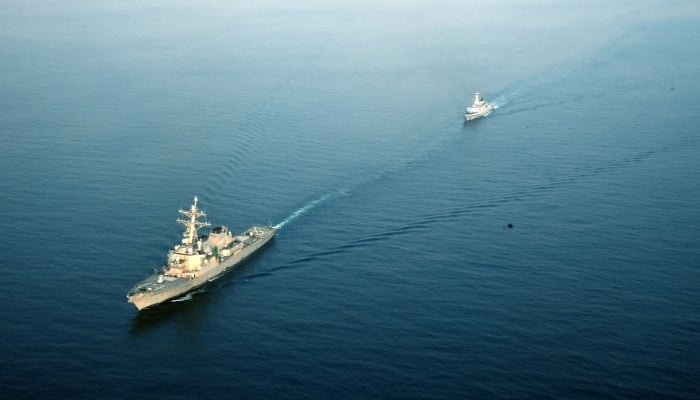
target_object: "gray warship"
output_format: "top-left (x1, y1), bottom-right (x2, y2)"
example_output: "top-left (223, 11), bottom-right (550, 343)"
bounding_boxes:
top-left (127, 196), bottom-right (276, 310)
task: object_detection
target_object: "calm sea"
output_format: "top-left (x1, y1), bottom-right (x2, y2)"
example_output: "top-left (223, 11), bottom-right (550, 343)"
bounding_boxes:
top-left (1, 1), bottom-right (699, 398)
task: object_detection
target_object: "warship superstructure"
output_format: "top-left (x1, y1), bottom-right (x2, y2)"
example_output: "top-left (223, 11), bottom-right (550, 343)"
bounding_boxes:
top-left (127, 196), bottom-right (275, 310)
top-left (465, 92), bottom-right (495, 121)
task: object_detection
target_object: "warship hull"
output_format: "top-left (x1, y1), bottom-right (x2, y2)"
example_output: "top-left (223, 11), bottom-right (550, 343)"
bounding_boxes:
top-left (127, 224), bottom-right (275, 310)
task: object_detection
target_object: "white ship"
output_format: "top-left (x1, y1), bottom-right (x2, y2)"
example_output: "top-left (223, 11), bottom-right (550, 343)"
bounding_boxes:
top-left (126, 196), bottom-right (275, 310)
top-left (465, 92), bottom-right (495, 121)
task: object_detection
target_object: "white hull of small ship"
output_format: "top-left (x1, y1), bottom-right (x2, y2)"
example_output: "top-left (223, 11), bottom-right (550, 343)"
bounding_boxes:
top-left (465, 92), bottom-right (495, 121)
top-left (465, 107), bottom-right (494, 121)
top-left (127, 197), bottom-right (275, 310)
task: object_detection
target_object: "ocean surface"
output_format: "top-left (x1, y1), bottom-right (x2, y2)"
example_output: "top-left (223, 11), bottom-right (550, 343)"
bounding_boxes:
top-left (1, 1), bottom-right (699, 398)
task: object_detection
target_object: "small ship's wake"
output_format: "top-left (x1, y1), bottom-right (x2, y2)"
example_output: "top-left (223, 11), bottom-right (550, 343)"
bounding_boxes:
top-left (489, 89), bottom-right (521, 109)
top-left (486, 89), bottom-right (569, 118)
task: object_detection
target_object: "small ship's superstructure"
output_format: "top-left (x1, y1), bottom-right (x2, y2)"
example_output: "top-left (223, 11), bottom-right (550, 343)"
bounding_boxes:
top-left (465, 92), bottom-right (495, 121)
top-left (127, 196), bottom-right (275, 310)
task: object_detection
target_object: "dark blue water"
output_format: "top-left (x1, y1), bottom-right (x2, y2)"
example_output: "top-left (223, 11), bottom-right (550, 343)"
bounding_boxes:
top-left (2, 1), bottom-right (699, 398)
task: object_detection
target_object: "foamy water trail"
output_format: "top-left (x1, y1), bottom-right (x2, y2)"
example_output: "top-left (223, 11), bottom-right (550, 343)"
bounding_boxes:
top-left (273, 193), bottom-right (332, 230)
top-left (490, 88), bottom-right (522, 109)
top-left (171, 293), bottom-right (192, 303)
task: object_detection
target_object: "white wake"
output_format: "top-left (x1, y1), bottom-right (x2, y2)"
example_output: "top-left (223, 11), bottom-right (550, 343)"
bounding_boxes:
top-left (273, 193), bottom-right (332, 230)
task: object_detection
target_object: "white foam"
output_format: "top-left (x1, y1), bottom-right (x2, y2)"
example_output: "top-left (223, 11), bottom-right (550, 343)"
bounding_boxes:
top-left (490, 88), bottom-right (522, 109)
top-left (171, 293), bottom-right (192, 302)
top-left (274, 193), bottom-right (332, 229)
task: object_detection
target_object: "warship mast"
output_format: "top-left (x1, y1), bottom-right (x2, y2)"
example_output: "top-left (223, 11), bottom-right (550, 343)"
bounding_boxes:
top-left (177, 196), bottom-right (211, 247)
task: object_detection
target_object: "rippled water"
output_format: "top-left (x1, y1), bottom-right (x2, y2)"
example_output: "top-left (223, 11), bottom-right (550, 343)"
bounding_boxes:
top-left (1, 1), bottom-right (699, 398)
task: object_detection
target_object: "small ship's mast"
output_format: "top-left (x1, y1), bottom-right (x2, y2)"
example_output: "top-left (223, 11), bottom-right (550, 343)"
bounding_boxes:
top-left (177, 196), bottom-right (211, 247)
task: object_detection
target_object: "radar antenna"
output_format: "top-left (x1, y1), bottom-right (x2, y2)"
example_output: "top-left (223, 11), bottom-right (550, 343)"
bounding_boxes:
top-left (177, 196), bottom-right (211, 247)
